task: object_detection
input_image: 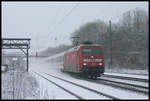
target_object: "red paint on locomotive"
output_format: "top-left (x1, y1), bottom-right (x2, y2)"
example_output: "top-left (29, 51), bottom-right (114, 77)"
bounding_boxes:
top-left (63, 44), bottom-right (105, 78)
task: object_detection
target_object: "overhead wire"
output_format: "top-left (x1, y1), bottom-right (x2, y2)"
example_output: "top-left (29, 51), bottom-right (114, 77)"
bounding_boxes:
top-left (49, 2), bottom-right (80, 35)
top-left (49, 3), bottom-right (61, 32)
top-left (44, 4), bottom-right (61, 51)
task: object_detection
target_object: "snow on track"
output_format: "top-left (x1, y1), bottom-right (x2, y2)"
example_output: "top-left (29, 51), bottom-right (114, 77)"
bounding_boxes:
top-left (104, 72), bottom-right (149, 80)
top-left (99, 76), bottom-right (148, 88)
top-left (34, 71), bottom-right (109, 99)
top-left (31, 72), bottom-right (78, 99)
top-left (29, 57), bottom-right (148, 99)
top-left (44, 72), bottom-right (148, 99)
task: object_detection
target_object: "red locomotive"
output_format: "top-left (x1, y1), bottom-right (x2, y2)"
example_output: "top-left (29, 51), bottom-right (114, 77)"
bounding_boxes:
top-left (63, 44), bottom-right (105, 78)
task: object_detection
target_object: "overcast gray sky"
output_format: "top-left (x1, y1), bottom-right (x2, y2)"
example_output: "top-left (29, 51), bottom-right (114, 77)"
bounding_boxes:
top-left (2, 1), bottom-right (148, 54)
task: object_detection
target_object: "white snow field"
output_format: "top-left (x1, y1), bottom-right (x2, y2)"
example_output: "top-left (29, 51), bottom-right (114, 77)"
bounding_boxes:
top-left (1, 59), bottom-right (51, 99)
top-left (105, 68), bottom-right (148, 76)
top-left (29, 57), bottom-right (148, 99)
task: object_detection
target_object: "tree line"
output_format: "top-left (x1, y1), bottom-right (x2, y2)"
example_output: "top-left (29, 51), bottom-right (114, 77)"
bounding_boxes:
top-left (40, 8), bottom-right (148, 69)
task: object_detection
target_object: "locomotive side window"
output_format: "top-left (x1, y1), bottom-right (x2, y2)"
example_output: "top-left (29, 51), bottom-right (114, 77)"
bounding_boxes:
top-left (82, 48), bottom-right (101, 56)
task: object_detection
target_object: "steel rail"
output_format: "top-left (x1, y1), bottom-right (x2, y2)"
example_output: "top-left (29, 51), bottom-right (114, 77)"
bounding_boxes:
top-left (67, 73), bottom-right (148, 95)
top-left (99, 78), bottom-right (148, 89)
top-left (44, 73), bottom-right (120, 100)
top-left (98, 78), bottom-right (148, 94)
top-left (79, 77), bottom-right (149, 95)
top-left (105, 72), bottom-right (148, 76)
top-left (33, 71), bottom-right (83, 99)
top-left (103, 74), bottom-right (148, 82)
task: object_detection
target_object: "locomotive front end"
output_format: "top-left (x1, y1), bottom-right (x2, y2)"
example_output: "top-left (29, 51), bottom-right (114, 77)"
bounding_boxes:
top-left (80, 46), bottom-right (105, 78)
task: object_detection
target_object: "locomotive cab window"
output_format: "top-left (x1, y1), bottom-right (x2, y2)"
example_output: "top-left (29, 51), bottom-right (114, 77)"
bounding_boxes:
top-left (82, 48), bottom-right (101, 56)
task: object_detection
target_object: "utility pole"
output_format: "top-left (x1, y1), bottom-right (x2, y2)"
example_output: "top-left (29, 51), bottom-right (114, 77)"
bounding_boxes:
top-left (109, 20), bottom-right (112, 69)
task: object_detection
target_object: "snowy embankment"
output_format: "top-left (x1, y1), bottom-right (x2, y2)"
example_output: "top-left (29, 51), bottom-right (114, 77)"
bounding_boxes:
top-left (30, 72), bottom-right (78, 99)
top-left (1, 69), bottom-right (51, 99)
top-left (1, 58), bottom-right (51, 99)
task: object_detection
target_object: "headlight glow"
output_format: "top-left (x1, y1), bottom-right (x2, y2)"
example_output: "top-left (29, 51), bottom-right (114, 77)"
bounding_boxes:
top-left (99, 63), bottom-right (103, 66)
top-left (83, 63), bottom-right (87, 65)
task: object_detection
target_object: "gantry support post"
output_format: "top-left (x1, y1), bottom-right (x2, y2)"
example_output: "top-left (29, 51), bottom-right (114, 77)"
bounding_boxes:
top-left (27, 45), bottom-right (29, 72)
top-left (2, 38), bottom-right (31, 72)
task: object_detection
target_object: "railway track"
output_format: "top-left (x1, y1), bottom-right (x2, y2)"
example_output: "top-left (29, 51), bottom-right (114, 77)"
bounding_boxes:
top-left (100, 74), bottom-right (149, 94)
top-left (33, 71), bottom-right (83, 99)
top-left (88, 78), bottom-right (148, 95)
top-left (103, 74), bottom-right (148, 82)
top-left (66, 73), bottom-right (148, 95)
top-left (105, 72), bottom-right (148, 76)
top-left (33, 71), bottom-right (119, 99)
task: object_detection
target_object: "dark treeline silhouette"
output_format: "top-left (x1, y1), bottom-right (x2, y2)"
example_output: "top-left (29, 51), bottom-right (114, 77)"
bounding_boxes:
top-left (40, 8), bottom-right (148, 69)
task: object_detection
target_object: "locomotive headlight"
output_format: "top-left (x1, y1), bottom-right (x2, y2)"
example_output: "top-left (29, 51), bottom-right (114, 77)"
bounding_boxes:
top-left (83, 63), bottom-right (87, 65)
top-left (99, 63), bottom-right (103, 66)
top-left (95, 59), bottom-right (103, 62)
top-left (83, 59), bottom-right (91, 62)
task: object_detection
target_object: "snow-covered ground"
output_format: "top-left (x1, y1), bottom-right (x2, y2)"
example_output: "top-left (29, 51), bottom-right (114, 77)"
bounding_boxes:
top-left (105, 68), bottom-right (148, 75)
top-left (2, 57), bottom-right (148, 99)
top-left (29, 57), bottom-right (149, 99)
top-left (30, 71), bottom-right (78, 99)
top-left (1, 69), bottom-right (52, 99)
top-left (1, 58), bottom-right (51, 99)
top-left (104, 72), bottom-right (148, 80)
top-left (99, 76), bottom-right (148, 88)
top-left (1, 65), bottom-right (8, 72)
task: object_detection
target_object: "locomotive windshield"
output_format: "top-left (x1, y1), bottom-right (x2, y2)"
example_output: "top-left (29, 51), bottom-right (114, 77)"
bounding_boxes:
top-left (82, 48), bottom-right (101, 56)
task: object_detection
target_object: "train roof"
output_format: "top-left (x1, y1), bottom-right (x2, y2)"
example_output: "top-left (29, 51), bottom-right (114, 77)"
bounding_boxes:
top-left (45, 44), bottom-right (101, 60)
top-left (65, 44), bottom-right (101, 53)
